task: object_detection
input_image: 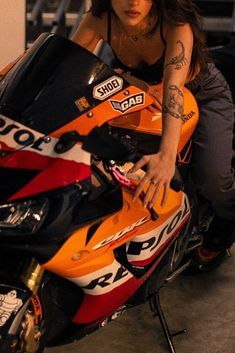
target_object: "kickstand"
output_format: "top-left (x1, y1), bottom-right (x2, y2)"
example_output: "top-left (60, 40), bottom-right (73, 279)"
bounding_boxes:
top-left (149, 293), bottom-right (186, 353)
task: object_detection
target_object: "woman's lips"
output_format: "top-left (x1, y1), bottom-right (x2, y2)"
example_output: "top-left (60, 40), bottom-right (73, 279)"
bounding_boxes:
top-left (125, 10), bottom-right (141, 18)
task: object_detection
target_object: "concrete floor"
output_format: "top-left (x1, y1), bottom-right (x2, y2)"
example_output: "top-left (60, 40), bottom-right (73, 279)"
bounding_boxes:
top-left (46, 248), bottom-right (235, 353)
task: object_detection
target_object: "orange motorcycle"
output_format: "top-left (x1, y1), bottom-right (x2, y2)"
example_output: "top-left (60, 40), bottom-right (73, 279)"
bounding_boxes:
top-left (0, 33), bottom-right (227, 353)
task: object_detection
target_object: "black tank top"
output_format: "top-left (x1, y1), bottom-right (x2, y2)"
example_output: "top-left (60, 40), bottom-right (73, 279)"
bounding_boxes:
top-left (107, 10), bottom-right (166, 84)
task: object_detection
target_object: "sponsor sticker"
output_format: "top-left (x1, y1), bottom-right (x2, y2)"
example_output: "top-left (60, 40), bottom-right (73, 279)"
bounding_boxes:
top-left (31, 294), bottom-right (43, 323)
top-left (75, 96), bottom-right (90, 112)
top-left (182, 110), bottom-right (195, 123)
top-left (0, 290), bottom-right (23, 327)
top-left (93, 217), bottom-right (148, 250)
top-left (69, 260), bottom-right (133, 295)
top-left (67, 195), bottom-right (190, 296)
top-left (0, 114), bottom-right (90, 164)
top-left (93, 76), bottom-right (123, 100)
top-left (110, 93), bottom-right (145, 114)
top-left (127, 195), bottom-right (190, 262)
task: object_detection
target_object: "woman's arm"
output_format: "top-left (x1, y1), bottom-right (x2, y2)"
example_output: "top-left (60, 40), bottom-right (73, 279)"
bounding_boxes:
top-left (130, 23), bottom-right (194, 207)
top-left (161, 22), bottom-right (193, 163)
top-left (71, 12), bottom-right (105, 52)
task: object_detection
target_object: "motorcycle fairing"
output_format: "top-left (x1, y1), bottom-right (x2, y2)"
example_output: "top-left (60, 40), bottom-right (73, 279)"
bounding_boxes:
top-left (126, 196), bottom-right (190, 266)
top-left (50, 85), bottom-right (153, 138)
top-left (42, 189), bottom-right (190, 323)
top-left (0, 114), bottom-right (91, 202)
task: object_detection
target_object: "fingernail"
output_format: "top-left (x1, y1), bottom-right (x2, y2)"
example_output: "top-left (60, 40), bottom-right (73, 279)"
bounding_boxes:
top-left (149, 202), bottom-right (153, 208)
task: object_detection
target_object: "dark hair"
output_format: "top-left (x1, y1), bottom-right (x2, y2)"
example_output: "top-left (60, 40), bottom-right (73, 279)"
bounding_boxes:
top-left (90, 0), bottom-right (208, 78)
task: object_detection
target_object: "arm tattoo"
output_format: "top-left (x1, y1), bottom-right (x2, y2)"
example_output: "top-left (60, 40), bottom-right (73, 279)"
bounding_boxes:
top-left (165, 41), bottom-right (188, 70)
top-left (163, 85), bottom-right (184, 120)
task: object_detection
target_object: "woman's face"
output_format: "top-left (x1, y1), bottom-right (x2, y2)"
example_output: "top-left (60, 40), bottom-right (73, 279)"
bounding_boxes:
top-left (111, 0), bottom-right (154, 28)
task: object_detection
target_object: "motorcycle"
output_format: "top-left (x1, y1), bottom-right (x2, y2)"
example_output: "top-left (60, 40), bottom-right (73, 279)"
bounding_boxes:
top-left (0, 32), bottom-right (231, 353)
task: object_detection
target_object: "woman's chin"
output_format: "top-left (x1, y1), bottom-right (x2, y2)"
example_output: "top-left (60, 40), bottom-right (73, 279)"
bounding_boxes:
top-left (121, 17), bottom-right (143, 28)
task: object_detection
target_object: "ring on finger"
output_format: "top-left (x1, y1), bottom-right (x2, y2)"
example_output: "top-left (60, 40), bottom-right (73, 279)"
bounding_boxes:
top-left (150, 179), bottom-right (157, 186)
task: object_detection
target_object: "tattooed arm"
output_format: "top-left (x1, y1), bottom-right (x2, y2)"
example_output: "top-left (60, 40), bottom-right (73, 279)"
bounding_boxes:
top-left (162, 85), bottom-right (184, 119)
top-left (160, 23), bottom-right (193, 164)
top-left (130, 23), bottom-right (193, 207)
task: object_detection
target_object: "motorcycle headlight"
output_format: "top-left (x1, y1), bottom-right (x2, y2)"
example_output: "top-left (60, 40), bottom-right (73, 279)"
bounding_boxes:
top-left (0, 198), bottom-right (49, 234)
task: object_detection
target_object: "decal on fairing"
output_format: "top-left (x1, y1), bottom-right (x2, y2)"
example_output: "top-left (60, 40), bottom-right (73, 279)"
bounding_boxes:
top-left (69, 260), bottom-right (133, 296)
top-left (109, 93), bottom-right (145, 114)
top-left (0, 290), bottom-right (23, 327)
top-left (75, 96), bottom-right (91, 112)
top-left (93, 76), bottom-right (123, 100)
top-left (68, 195), bottom-right (190, 296)
top-left (92, 217), bottom-right (148, 250)
top-left (182, 110), bottom-right (196, 123)
top-left (0, 114), bottom-right (90, 165)
top-left (30, 295), bottom-right (43, 323)
top-left (127, 195), bottom-right (190, 262)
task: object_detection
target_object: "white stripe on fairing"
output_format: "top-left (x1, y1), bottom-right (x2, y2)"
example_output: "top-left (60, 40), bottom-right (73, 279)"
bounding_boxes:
top-left (126, 194), bottom-right (190, 262)
top-left (67, 259), bottom-right (133, 296)
top-left (0, 115), bottom-right (90, 165)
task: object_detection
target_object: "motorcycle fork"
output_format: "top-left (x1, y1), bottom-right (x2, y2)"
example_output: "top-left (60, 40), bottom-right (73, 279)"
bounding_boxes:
top-left (20, 258), bottom-right (45, 294)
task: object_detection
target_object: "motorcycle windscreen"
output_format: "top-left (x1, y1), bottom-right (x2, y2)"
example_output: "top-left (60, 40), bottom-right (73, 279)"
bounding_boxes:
top-left (0, 33), bottom-right (127, 202)
top-left (0, 32), bottom-right (126, 134)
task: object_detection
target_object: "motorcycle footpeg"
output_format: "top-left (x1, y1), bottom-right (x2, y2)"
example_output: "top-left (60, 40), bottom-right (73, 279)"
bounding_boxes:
top-left (165, 259), bottom-right (192, 283)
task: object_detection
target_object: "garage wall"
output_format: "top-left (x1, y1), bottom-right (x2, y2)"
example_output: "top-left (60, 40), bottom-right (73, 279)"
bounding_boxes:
top-left (0, 0), bottom-right (25, 69)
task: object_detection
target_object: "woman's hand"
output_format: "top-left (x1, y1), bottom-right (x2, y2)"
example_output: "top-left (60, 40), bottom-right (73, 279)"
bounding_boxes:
top-left (127, 152), bottom-right (176, 208)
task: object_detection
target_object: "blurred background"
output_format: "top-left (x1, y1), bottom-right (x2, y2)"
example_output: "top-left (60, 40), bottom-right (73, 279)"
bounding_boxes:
top-left (25, 0), bottom-right (235, 85)
top-left (25, 0), bottom-right (235, 46)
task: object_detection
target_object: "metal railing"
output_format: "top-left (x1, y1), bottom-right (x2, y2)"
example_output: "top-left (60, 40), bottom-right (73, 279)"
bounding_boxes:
top-left (26, 0), bottom-right (91, 46)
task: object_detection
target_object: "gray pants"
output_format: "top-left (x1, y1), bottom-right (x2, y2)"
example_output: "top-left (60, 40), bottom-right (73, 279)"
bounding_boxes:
top-left (186, 63), bottom-right (235, 221)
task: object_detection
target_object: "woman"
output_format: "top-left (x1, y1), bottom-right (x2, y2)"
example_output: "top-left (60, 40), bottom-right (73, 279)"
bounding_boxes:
top-left (72, 0), bottom-right (235, 262)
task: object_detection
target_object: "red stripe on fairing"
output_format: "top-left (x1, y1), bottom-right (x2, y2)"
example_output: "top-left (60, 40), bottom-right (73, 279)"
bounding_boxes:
top-left (8, 159), bottom-right (90, 201)
top-left (72, 251), bottom-right (166, 324)
top-left (0, 141), bottom-right (14, 152)
top-left (130, 214), bottom-right (190, 267)
top-left (73, 277), bottom-right (139, 324)
top-left (0, 149), bottom-right (57, 170)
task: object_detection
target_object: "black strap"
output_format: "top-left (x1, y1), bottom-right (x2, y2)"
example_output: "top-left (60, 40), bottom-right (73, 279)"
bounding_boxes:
top-left (159, 18), bottom-right (166, 46)
top-left (107, 9), bottom-right (112, 46)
